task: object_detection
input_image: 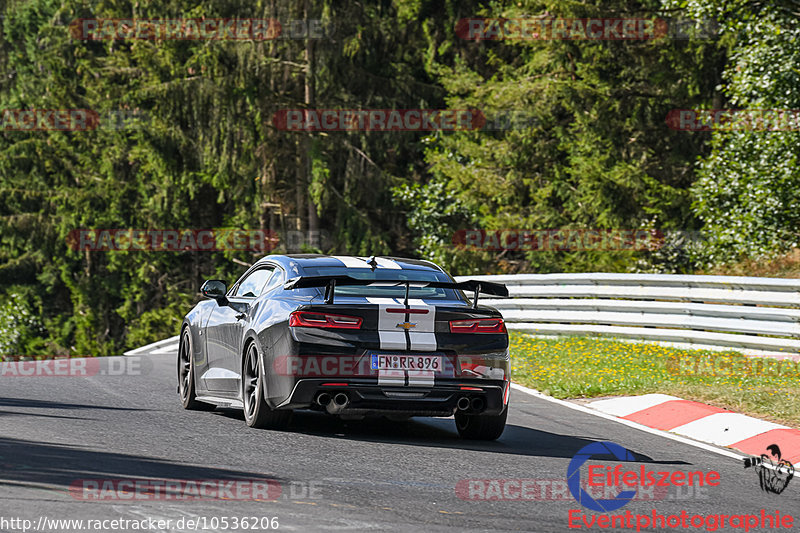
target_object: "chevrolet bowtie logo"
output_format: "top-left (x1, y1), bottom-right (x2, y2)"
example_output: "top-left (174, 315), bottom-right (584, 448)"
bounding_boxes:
top-left (396, 321), bottom-right (417, 330)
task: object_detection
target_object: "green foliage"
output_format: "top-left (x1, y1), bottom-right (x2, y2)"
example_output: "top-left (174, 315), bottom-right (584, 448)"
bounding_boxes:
top-left (0, 0), bottom-right (444, 353)
top-left (124, 299), bottom-right (188, 349)
top-left (0, 290), bottom-right (43, 356)
top-left (671, 1), bottom-right (800, 265)
top-left (2, 0), bottom-right (799, 353)
top-left (399, 0), bottom-right (725, 273)
top-left (393, 176), bottom-right (487, 273)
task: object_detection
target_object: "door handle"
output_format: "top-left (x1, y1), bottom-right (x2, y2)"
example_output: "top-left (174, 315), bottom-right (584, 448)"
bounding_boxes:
top-left (235, 313), bottom-right (246, 320)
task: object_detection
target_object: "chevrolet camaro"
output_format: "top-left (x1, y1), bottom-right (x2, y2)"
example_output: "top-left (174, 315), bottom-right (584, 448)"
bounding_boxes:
top-left (177, 254), bottom-right (510, 440)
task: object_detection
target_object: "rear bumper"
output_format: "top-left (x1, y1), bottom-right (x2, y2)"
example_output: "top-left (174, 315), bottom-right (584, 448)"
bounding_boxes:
top-left (279, 378), bottom-right (507, 416)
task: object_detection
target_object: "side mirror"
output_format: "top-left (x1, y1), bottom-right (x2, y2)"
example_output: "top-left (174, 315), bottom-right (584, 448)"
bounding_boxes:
top-left (201, 280), bottom-right (228, 304)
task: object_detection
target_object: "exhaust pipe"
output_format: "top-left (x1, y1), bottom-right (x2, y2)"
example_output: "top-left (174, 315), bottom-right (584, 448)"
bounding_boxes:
top-left (334, 392), bottom-right (349, 407)
top-left (326, 392), bottom-right (350, 414)
top-left (470, 397), bottom-right (485, 412)
top-left (316, 392), bottom-right (331, 407)
top-left (456, 396), bottom-right (471, 411)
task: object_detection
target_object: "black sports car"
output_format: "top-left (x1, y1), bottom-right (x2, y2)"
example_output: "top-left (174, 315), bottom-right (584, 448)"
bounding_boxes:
top-left (178, 254), bottom-right (510, 440)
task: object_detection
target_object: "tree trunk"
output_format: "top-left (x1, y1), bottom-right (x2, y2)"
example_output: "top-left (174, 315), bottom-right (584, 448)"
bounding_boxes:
top-left (304, 0), bottom-right (320, 249)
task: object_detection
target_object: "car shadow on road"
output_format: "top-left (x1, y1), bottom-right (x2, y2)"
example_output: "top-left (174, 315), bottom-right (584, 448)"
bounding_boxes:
top-left (213, 409), bottom-right (688, 465)
top-left (0, 397), bottom-right (145, 411)
top-left (0, 397), bottom-right (147, 421)
top-left (0, 436), bottom-right (287, 495)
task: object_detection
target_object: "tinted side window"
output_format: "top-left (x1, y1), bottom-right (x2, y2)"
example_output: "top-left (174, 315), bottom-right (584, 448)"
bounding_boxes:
top-left (234, 268), bottom-right (274, 298)
top-left (262, 268), bottom-right (285, 295)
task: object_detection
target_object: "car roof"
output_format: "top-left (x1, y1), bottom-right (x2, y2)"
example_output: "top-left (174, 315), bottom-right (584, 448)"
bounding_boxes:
top-left (254, 254), bottom-right (444, 273)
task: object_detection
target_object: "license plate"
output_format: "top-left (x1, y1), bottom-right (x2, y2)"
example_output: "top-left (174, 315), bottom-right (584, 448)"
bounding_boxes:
top-left (371, 354), bottom-right (442, 371)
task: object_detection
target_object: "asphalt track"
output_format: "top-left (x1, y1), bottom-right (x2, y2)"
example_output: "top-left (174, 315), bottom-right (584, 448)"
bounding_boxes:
top-left (0, 351), bottom-right (797, 532)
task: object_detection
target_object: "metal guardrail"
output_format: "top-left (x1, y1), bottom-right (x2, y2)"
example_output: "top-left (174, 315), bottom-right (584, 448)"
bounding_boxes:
top-left (123, 335), bottom-right (179, 356)
top-left (455, 273), bottom-right (800, 357)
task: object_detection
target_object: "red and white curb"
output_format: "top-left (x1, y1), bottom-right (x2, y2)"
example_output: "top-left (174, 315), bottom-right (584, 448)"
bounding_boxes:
top-left (586, 394), bottom-right (800, 465)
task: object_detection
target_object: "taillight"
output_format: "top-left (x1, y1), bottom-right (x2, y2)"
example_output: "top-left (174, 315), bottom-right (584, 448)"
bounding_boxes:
top-left (289, 311), bottom-right (362, 329)
top-left (449, 318), bottom-right (506, 334)
top-left (458, 357), bottom-right (507, 380)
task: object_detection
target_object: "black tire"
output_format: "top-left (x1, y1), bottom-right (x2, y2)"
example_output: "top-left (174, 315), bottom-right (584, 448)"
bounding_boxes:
top-left (455, 406), bottom-right (508, 440)
top-left (178, 328), bottom-right (214, 411)
top-left (242, 342), bottom-right (292, 430)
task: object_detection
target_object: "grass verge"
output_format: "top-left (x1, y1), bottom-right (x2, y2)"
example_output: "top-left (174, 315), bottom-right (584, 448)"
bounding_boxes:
top-left (509, 332), bottom-right (800, 428)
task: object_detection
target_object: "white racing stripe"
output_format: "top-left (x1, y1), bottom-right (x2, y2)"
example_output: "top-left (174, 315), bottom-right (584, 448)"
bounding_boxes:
top-left (370, 298), bottom-right (403, 332)
top-left (366, 297), bottom-right (401, 305)
top-left (407, 370), bottom-right (435, 387)
top-left (378, 331), bottom-right (407, 350)
top-left (368, 296), bottom-right (438, 385)
top-left (370, 298), bottom-right (437, 352)
top-left (378, 369), bottom-right (405, 386)
top-left (407, 301), bottom-right (437, 351)
top-left (409, 333), bottom-right (437, 351)
top-left (367, 257), bottom-right (402, 269)
top-left (368, 297), bottom-right (406, 350)
top-left (331, 255), bottom-right (402, 269)
top-left (332, 255), bottom-right (369, 268)
top-left (406, 302), bottom-right (434, 330)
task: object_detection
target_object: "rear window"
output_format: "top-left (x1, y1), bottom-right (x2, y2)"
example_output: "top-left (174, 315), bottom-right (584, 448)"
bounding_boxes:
top-left (301, 267), bottom-right (464, 301)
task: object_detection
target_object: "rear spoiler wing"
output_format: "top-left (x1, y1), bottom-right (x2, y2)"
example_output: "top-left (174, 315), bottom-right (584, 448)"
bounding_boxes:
top-left (283, 275), bottom-right (508, 308)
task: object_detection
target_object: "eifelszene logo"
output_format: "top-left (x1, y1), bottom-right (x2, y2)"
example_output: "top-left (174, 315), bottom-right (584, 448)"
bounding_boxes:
top-left (567, 441), bottom-right (721, 513)
top-left (568, 441), bottom-right (638, 512)
top-left (744, 444), bottom-right (794, 495)
top-left (566, 441), bottom-right (799, 531)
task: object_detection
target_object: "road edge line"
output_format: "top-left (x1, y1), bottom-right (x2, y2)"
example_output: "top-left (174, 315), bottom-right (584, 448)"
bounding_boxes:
top-left (510, 382), bottom-right (746, 463)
